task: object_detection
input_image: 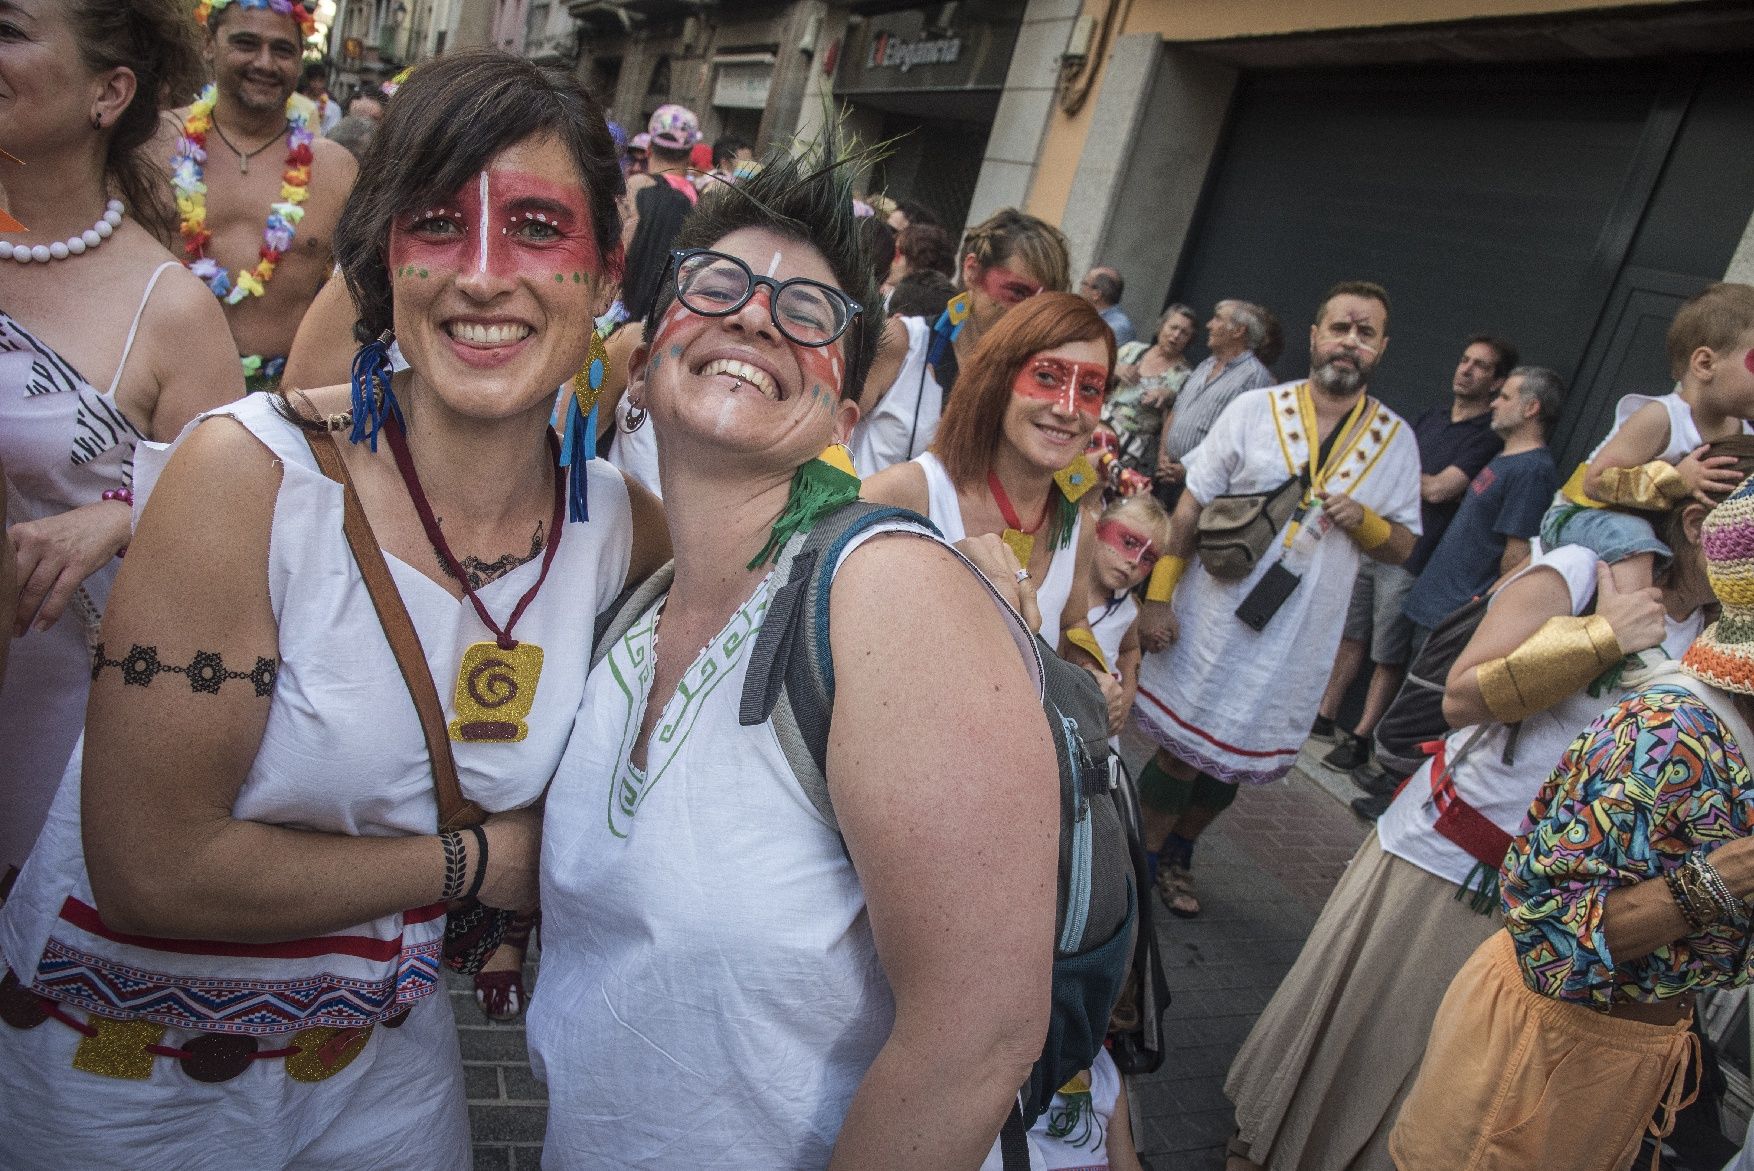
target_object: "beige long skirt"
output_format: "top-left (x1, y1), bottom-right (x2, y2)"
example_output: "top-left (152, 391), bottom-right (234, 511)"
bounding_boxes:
top-left (1224, 830), bottom-right (1501, 1171)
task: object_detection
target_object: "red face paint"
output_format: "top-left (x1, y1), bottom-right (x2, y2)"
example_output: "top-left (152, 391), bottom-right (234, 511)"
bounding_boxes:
top-left (389, 167), bottom-right (599, 282)
top-left (1745, 347), bottom-right (1754, 376)
top-left (976, 264), bottom-right (1042, 306)
top-left (1012, 355), bottom-right (1108, 419)
top-left (1097, 519), bottom-right (1159, 570)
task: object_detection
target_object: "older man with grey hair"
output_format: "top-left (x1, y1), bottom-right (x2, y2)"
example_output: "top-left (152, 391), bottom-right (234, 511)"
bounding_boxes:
top-left (1155, 299), bottom-right (1275, 496)
top-left (1080, 265), bottom-right (1136, 346)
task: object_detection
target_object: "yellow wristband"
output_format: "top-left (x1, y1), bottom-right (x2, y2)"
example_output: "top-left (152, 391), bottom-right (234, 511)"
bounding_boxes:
top-left (1594, 460), bottom-right (1688, 511)
top-left (1064, 626), bottom-right (1110, 674)
top-left (1145, 555), bottom-right (1186, 603)
top-left (1352, 506), bottom-right (1391, 551)
top-left (1476, 614), bottom-right (1623, 724)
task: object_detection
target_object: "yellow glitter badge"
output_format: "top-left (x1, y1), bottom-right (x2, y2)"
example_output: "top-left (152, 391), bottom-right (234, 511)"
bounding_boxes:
top-left (1001, 528), bottom-right (1035, 569)
top-left (286, 1024), bottom-right (373, 1082)
top-left (72, 1016), bottom-right (166, 1080)
top-left (946, 291), bottom-right (971, 326)
top-left (1053, 454), bottom-right (1099, 504)
top-left (449, 641), bottom-right (544, 743)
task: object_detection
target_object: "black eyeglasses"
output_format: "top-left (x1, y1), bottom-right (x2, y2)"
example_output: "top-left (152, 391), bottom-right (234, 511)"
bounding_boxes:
top-left (667, 248), bottom-right (862, 348)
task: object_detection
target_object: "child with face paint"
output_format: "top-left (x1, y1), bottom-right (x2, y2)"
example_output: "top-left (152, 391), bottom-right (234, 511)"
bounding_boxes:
top-left (1540, 282), bottom-right (1754, 594)
top-left (1080, 494), bottom-right (1174, 739)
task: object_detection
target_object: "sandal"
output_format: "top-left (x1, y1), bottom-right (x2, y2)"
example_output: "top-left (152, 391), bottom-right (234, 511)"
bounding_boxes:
top-left (473, 968), bottom-right (526, 1022)
top-left (1157, 862), bottom-right (1201, 919)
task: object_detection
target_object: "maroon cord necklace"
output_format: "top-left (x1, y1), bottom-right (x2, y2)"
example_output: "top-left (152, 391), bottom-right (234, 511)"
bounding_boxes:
top-left (987, 469), bottom-right (1051, 567)
top-left (383, 414), bottom-right (566, 743)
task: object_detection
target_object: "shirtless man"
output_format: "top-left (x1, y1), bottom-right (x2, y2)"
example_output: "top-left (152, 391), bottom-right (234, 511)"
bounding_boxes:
top-left (156, 0), bottom-right (357, 392)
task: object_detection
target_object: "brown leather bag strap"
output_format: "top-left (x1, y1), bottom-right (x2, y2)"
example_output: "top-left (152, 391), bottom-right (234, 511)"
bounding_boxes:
top-left (302, 430), bottom-right (485, 830)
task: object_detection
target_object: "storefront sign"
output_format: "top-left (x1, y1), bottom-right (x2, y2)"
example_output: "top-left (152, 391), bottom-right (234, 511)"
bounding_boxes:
top-left (712, 58), bottom-right (773, 110)
top-left (867, 30), bottom-right (961, 73)
top-left (835, 7), bottom-right (1017, 94)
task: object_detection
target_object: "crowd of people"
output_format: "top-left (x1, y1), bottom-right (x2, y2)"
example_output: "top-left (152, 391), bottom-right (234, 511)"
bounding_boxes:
top-left (7, 2), bottom-right (1754, 1169)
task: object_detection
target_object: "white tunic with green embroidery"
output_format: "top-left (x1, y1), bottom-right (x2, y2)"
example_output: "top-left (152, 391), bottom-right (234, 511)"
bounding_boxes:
top-left (530, 539), bottom-right (890, 1168)
top-left (532, 518), bottom-right (1045, 1168)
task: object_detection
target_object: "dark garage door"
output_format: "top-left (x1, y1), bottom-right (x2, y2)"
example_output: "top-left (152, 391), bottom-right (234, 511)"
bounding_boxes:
top-left (1167, 56), bottom-right (1754, 466)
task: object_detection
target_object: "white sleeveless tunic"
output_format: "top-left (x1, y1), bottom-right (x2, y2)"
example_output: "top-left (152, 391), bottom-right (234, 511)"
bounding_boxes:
top-left (531, 522), bottom-right (1042, 1169)
top-left (0, 393), bottom-right (633, 1169)
top-left (914, 451), bottom-right (1083, 649)
top-left (0, 263), bottom-right (180, 875)
top-left (848, 315), bottom-right (943, 476)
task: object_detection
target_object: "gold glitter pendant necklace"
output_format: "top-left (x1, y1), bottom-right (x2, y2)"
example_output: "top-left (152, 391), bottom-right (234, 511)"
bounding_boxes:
top-left (383, 414), bottom-right (565, 743)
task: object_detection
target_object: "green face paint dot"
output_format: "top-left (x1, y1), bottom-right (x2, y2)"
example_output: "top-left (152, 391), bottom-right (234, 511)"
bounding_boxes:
top-left (418, 268), bottom-right (428, 278)
top-left (572, 272), bottom-right (583, 284)
top-left (555, 273), bottom-right (565, 283)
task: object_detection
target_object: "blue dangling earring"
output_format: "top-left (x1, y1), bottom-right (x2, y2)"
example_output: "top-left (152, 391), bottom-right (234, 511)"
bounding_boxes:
top-left (348, 328), bottom-right (402, 451)
top-left (560, 329), bottom-right (609, 523)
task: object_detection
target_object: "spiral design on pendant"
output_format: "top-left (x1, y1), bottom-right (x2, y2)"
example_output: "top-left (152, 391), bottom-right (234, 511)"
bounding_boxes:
top-left (466, 657), bottom-right (519, 710)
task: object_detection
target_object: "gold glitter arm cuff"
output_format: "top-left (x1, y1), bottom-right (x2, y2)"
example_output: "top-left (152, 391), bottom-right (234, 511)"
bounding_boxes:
top-left (1593, 460), bottom-right (1689, 510)
top-left (1350, 506), bottom-right (1392, 551)
top-left (1477, 614), bottom-right (1623, 724)
top-left (1145, 555), bottom-right (1186, 603)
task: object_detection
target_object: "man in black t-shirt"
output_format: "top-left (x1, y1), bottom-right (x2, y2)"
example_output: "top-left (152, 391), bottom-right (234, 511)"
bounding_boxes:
top-left (1315, 336), bottom-right (1519, 770)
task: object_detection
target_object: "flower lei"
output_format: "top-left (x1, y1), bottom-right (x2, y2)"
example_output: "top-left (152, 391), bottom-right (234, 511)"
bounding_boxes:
top-left (193, 0), bottom-right (317, 39)
top-left (171, 85), bottom-right (314, 305)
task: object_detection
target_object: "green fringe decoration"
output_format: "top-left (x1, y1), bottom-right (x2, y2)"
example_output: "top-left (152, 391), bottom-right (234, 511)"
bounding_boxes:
top-left (1453, 861), bottom-right (1502, 916)
top-left (1588, 651), bottom-right (1645, 698)
top-left (747, 457), bottom-right (863, 570)
top-left (1051, 489), bottom-right (1078, 551)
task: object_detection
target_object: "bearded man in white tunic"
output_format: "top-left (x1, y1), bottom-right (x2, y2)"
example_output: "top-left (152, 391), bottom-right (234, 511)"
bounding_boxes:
top-left (1131, 282), bottom-right (1422, 919)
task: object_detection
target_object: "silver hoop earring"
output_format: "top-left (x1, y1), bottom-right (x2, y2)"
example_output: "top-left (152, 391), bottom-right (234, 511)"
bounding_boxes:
top-left (622, 402), bottom-right (648, 433)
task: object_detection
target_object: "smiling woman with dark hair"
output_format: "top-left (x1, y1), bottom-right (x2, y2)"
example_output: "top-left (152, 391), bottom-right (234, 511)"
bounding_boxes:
top-left (0, 50), bottom-right (664, 1168)
top-left (530, 140), bottom-right (1059, 1168)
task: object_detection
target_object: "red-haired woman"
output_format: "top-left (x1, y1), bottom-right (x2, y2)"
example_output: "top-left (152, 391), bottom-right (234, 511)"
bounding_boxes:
top-left (865, 292), bottom-right (1115, 691)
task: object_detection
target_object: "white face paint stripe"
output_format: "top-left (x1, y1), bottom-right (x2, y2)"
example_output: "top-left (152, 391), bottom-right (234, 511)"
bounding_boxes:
top-left (765, 251), bottom-right (782, 278)
top-left (476, 171), bottom-right (490, 274)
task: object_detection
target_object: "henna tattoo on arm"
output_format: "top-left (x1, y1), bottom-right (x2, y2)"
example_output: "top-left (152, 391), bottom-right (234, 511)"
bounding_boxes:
top-left (91, 643), bottom-right (279, 697)
top-left (434, 519), bottom-right (546, 590)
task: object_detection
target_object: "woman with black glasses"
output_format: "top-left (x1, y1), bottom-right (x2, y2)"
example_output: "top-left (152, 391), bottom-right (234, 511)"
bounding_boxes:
top-left (528, 144), bottom-right (1060, 1168)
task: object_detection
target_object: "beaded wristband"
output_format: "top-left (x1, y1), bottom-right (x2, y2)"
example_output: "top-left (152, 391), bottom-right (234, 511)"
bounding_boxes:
top-left (1664, 867), bottom-right (1707, 930)
top-left (1689, 852), bottom-right (1748, 921)
top-left (100, 487), bottom-right (133, 506)
top-left (464, 824), bottom-right (489, 901)
top-left (439, 831), bottom-right (467, 901)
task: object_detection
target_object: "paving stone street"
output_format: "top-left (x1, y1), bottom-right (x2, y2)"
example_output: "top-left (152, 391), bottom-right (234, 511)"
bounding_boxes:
top-left (456, 728), bottom-right (1371, 1170)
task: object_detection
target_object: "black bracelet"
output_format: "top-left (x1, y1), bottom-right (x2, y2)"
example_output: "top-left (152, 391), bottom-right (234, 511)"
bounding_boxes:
top-left (464, 824), bottom-right (489, 901)
top-left (439, 831), bottom-right (467, 902)
top-left (1665, 866), bottom-right (1706, 931)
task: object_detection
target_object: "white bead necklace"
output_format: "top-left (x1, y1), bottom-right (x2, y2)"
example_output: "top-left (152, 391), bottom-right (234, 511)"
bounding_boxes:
top-left (0, 199), bottom-right (124, 263)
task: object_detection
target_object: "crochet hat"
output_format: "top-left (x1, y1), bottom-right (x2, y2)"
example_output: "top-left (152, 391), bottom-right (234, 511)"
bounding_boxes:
top-left (1682, 472), bottom-right (1754, 695)
top-left (647, 104), bottom-right (699, 151)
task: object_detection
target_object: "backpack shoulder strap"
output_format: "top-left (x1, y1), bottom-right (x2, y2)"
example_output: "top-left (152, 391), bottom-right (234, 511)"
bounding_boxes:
top-left (738, 500), bottom-right (940, 829)
top-left (590, 560), bottom-right (676, 672)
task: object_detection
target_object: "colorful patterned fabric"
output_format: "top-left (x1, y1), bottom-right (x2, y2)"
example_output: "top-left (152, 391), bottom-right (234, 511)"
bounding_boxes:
top-left (1504, 683), bottom-right (1754, 1010)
